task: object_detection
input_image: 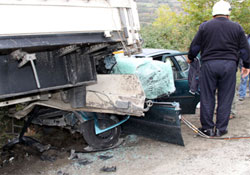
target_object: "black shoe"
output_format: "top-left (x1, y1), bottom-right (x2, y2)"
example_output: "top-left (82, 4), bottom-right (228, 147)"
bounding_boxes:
top-left (198, 128), bottom-right (215, 136)
top-left (215, 128), bottom-right (228, 137)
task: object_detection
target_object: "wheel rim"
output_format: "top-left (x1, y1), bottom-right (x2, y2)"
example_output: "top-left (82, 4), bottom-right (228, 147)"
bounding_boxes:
top-left (96, 119), bottom-right (116, 139)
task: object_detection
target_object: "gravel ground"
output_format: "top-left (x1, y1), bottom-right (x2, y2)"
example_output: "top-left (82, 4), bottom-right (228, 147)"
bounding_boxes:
top-left (1, 97), bottom-right (250, 175)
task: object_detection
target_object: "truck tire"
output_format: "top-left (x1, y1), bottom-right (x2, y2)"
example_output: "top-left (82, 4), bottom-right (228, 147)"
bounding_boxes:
top-left (81, 114), bottom-right (121, 149)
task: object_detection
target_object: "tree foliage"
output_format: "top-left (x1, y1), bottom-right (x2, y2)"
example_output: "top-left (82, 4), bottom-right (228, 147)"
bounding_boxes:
top-left (230, 0), bottom-right (250, 34)
top-left (179, 0), bottom-right (250, 33)
top-left (140, 0), bottom-right (250, 51)
top-left (141, 5), bottom-right (192, 51)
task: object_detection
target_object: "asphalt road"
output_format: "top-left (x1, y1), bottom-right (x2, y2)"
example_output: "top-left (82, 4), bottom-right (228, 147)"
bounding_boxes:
top-left (1, 97), bottom-right (250, 175)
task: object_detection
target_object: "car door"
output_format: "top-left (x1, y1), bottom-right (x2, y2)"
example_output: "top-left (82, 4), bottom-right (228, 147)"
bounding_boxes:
top-left (156, 53), bottom-right (200, 114)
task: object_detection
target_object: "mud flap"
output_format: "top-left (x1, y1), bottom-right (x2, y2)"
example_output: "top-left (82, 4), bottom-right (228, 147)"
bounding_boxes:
top-left (123, 102), bottom-right (184, 146)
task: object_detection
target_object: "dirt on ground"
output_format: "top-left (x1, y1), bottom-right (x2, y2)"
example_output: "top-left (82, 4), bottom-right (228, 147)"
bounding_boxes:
top-left (1, 96), bottom-right (250, 175)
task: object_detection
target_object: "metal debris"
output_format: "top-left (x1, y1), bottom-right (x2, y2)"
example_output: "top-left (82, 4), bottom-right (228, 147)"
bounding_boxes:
top-left (100, 166), bottom-right (117, 172)
top-left (68, 150), bottom-right (93, 167)
top-left (2, 136), bottom-right (51, 153)
top-left (98, 155), bottom-right (113, 160)
top-left (57, 170), bottom-right (69, 175)
top-left (40, 154), bottom-right (57, 162)
top-left (76, 159), bottom-right (93, 166)
top-left (82, 138), bottom-right (124, 153)
top-left (9, 157), bottom-right (14, 163)
top-left (57, 171), bottom-right (63, 175)
top-left (68, 150), bottom-right (80, 160)
top-left (125, 135), bottom-right (139, 144)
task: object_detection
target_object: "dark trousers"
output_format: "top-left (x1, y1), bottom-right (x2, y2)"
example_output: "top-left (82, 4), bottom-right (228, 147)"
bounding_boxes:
top-left (200, 60), bottom-right (237, 131)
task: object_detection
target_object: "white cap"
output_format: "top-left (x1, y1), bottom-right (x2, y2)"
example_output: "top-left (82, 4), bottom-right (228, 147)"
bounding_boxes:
top-left (212, 0), bottom-right (231, 16)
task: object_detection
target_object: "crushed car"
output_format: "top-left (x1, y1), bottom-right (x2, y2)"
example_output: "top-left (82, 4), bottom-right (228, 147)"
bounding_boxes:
top-left (116, 49), bottom-right (200, 146)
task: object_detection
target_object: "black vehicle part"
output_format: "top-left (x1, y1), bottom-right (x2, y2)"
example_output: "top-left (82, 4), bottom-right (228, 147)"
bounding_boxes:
top-left (31, 107), bottom-right (74, 127)
top-left (80, 114), bottom-right (121, 149)
top-left (0, 32), bottom-right (124, 51)
top-left (2, 136), bottom-right (51, 153)
top-left (123, 102), bottom-right (184, 146)
top-left (100, 166), bottom-right (117, 172)
top-left (77, 159), bottom-right (93, 166)
top-left (67, 86), bottom-right (86, 108)
top-left (2, 106), bottom-right (51, 153)
top-left (19, 106), bottom-right (39, 137)
top-left (162, 94), bottom-right (200, 114)
top-left (99, 155), bottom-right (113, 160)
top-left (0, 51), bottom-right (96, 100)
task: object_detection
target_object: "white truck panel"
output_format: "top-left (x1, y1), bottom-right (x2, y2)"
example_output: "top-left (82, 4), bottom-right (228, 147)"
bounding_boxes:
top-left (0, 0), bottom-right (140, 39)
top-left (13, 74), bottom-right (146, 119)
top-left (0, 0), bottom-right (131, 8)
top-left (86, 74), bottom-right (146, 115)
top-left (0, 5), bottom-right (121, 36)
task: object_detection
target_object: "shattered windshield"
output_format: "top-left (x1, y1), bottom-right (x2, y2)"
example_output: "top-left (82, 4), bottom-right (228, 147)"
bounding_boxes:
top-left (175, 55), bottom-right (189, 78)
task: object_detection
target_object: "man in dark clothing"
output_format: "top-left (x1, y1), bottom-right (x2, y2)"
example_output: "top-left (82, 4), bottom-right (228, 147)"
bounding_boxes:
top-left (187, 0), bottom-right (250, 137)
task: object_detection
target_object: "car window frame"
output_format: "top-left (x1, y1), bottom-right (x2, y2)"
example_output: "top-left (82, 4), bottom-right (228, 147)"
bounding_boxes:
top-left (162, 52), bottom-right (189, 80)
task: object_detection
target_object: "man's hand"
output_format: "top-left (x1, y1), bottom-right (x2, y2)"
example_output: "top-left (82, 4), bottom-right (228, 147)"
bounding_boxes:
top-left (241, 67), bottom-right (250, 78)
top-left (187, 58), bottom-right (192, 64)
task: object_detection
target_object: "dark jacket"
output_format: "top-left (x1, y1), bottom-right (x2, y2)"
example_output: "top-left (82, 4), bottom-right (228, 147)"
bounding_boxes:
top-left (188, 17), bottom-right (250, 68)
top-left (188, 57), bottom-right (200, 93)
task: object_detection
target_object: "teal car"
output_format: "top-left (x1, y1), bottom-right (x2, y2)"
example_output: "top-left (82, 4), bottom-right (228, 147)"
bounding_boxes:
top-left (133, 48), bottom-right (200, 114)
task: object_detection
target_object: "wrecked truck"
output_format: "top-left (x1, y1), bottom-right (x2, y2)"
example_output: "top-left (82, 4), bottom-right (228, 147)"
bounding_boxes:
top-left (0, 0), bottom-right (144, 150)
top-left (0, 0), bottom-right (199, 151)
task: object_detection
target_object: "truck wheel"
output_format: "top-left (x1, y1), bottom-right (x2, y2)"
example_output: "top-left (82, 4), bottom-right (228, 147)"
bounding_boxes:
top-left (81, 115), bottom-right (121, 149)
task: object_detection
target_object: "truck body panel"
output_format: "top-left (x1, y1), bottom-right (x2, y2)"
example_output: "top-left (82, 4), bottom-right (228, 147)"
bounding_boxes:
top-left (0, 0), bottom-right (140, 49)
top-left (0, 0), bottom-right (140, 35)
top-left (0, 51), bottom-right (96, 99)
top-left (12, 74), bottom-right (146, 119)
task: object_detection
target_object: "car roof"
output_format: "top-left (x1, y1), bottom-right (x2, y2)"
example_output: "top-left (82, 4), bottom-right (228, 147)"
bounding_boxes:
top-left (134, 48), bottom-right (181, 57)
